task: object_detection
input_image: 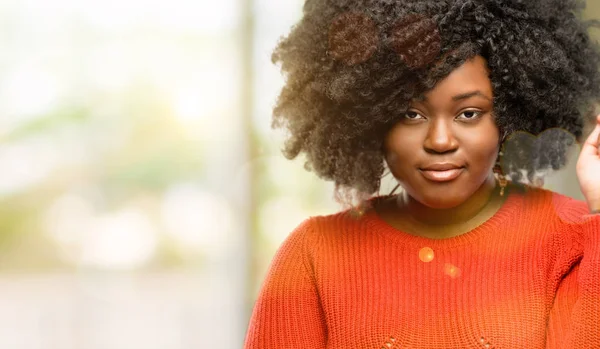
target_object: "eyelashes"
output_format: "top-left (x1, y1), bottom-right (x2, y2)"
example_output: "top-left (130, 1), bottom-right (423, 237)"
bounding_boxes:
top-left (328, 12), bottom-right (442, 69)
top-left (403, 110), bottom-right (483, 121)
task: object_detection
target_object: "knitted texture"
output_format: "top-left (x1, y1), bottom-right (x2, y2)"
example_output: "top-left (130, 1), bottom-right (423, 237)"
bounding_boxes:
top-left (244, 187), bottom-right (600, 348)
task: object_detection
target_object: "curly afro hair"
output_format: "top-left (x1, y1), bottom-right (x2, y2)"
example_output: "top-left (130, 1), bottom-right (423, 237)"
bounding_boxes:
top-left (271, 0), bottom-right (600, 207)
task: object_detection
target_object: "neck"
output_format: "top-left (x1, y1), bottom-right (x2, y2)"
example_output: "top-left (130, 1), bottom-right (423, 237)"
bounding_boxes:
top-left (398, 173), bottom-right (499, 228)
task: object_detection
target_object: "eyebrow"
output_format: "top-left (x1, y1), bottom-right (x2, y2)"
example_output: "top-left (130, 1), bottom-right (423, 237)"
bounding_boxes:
top-left (452, 90), bottom-right (492, 102)
top-left (415, 90), bottom-right (492, 103)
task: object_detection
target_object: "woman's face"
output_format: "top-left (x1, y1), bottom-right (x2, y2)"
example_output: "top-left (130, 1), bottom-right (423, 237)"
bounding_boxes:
top-left (384, 55), bottom-right (500, 209)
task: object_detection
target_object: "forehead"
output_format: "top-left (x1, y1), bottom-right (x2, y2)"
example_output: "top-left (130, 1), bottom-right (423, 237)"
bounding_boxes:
top-left (416, 56), bottom-right (493, 103)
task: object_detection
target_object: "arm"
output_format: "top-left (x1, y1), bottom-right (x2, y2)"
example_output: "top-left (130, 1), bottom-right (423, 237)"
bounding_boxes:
top-left (564, 213), bottom-right (600, 348)
top-left (546, 263), bottom-right (579, 349)
top-left (546, 198), bottom-right (600, 348)
top-left (243, 218), bottom-right (327, 349)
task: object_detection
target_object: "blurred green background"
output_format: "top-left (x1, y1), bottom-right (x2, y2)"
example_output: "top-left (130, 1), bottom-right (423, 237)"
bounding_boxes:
top-left (0, 1), bottom-right (598, 348)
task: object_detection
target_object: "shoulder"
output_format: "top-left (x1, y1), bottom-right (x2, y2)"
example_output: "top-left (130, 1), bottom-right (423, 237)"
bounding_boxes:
top-left (305, 207), bottom-right (367, 236)
top-left (501, 185), bottom-right (591, 246)
top-left (510, 184), bottom-right (587, 222)
top-left (299, 199), bottom-right (385, 245)
top-left (546, 189), bottom-right (591, 226)
top-left (531, 187), bottom-right (600, 252)
top-left (283, 209), bottom-right (353, 246)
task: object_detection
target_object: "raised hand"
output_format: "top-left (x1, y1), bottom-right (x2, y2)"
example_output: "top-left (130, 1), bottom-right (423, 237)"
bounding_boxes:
top-left (576, 114), bottom-right (600, 213)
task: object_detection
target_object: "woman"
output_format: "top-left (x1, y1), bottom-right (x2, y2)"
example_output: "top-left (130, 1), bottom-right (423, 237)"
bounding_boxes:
top-left (244, 0), bottom-right (600, 348)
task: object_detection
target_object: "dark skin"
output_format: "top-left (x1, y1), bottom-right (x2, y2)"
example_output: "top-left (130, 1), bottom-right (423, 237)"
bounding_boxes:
top-left (376, 56), bottom-right (509, 239)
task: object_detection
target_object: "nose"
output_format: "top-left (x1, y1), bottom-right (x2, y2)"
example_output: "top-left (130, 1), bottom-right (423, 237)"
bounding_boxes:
top-left (423, 118), bottom-right (458, 154)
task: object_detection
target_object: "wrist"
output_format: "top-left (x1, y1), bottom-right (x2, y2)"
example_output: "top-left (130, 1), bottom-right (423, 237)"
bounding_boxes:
top-left (588, 201), bottom-right (600, 214)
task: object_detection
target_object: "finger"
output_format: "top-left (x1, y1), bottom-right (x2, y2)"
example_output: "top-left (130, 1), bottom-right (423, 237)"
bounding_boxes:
top-left (580, 114), bottom-right (600, 157)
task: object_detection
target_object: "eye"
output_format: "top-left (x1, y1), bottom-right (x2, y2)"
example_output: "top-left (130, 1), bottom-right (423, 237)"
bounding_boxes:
top-left (456, 110), bottom-right (482, 120)
top-left (403, 111), bottom-right (425, 120)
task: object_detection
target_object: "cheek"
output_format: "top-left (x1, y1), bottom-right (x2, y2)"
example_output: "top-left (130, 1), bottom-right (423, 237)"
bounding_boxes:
top-left (384, 148), bottom-right (419, 186)
top-left (469, 135), bottom-right (500, 170)
top-left (384, 129), bottom-right (418, 174)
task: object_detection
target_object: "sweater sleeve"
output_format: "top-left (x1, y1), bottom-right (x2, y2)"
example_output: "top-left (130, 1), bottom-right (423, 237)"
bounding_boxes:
top-left (546, 263), bottom-right (579, 349)
top-left (243, 218), bottom-right (327, 349)
top-left (547, 197), bottom-right (600, 348)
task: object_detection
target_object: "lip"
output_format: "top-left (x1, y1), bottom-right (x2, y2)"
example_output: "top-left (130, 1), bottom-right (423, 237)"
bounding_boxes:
top-left (420, 163), bottom-right (463, 171)
top-left (419, 168), bottom-right (464, 182)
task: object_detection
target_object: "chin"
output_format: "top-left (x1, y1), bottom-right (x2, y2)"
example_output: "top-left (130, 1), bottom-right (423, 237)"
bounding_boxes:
top-left (411, 187), bottom-right (473, 209)
top-left (420, 196), bottom-right (465, 209)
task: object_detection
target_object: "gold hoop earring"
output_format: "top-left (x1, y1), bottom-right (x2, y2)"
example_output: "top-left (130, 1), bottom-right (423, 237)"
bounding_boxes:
top-left (493, 151), bottom-right (508, 196)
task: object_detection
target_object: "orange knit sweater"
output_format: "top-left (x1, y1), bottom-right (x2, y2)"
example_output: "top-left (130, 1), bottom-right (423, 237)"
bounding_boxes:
top-left (244, 187), bottom-right (600, 348)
